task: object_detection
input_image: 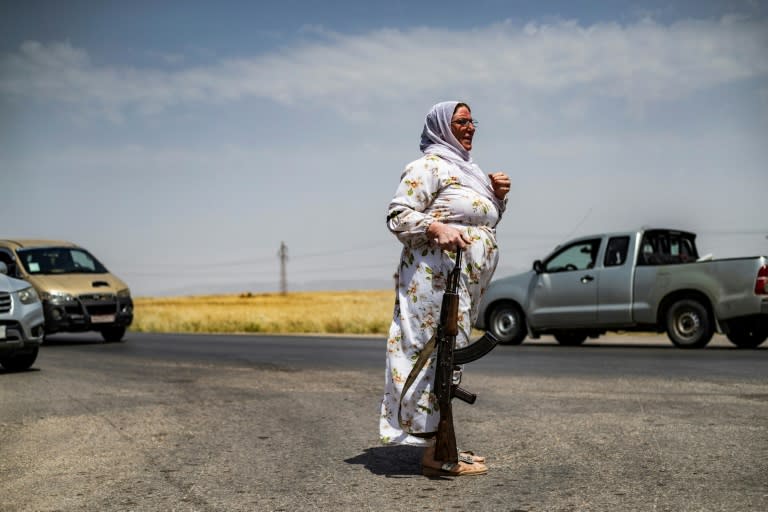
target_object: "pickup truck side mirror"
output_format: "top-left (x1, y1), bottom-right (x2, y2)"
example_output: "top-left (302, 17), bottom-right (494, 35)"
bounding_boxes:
top-left (533, 260), bottom-right (544, 274)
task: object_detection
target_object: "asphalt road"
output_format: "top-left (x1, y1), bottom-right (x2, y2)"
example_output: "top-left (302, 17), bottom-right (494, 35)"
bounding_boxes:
top-left (1, 332), bottom-right (766, 512)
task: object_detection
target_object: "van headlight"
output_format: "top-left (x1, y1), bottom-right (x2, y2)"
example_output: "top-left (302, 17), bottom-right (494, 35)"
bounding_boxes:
top-left (117, 288), bottom-right (131, 298)
top-left (18, 287), bottom-right (40, 304)
top-left (41, 291), bottom-right (76, 303)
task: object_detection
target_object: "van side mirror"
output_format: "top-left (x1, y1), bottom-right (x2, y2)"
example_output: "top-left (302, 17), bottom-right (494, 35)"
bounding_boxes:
top-left (533, 260), bottom-right (544, 274)
top-left (0, 262), bottom-right (7, 275)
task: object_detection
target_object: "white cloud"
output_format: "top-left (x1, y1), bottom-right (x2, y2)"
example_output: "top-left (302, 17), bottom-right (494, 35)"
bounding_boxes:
top-left (1, 17), bottom-right (766, 120)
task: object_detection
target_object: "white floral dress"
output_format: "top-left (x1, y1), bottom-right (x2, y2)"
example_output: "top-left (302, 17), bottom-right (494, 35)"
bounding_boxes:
top-left (379, 154), bottom-right (504, 446)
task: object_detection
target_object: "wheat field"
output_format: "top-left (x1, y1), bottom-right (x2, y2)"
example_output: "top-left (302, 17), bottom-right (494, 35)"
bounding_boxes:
top-left (131, 290), bottom-right (395, 335)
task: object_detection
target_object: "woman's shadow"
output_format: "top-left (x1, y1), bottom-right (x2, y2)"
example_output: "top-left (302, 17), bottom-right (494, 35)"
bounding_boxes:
top-left (344, 445), bottom-right (424, 478)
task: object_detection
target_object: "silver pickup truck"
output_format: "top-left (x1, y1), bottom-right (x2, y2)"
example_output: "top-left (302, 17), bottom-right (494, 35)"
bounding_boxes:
top-left (475, 229), bottom-right (768, 348)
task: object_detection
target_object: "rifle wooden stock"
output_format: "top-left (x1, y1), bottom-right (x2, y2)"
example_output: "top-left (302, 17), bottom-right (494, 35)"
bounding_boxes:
top-left (441, 294), bottom-right (459, 337)
top-left (434, 325), bottom-right (459, 463)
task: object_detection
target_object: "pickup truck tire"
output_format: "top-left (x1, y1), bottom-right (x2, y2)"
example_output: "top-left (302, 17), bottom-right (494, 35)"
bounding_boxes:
top-left (553, 332), bottom-right (587, 346)
top-left (0, 347), bottom-right (39, 371)
top-left (725, 318), bottom-right (768, 348)
top-left (487, 302), bottom-right (527, 345)
top-left (101, 326), bottom-right (126, 343)
top-left (665, 299), bottom-right (713, 348)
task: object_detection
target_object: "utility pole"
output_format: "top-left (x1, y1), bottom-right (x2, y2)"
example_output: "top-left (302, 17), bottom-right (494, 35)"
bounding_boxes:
top-left (278, 241), bottom-right (288, 295)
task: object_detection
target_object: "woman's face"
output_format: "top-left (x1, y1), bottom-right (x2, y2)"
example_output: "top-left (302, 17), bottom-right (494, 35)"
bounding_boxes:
top-left (450, 106), bottom-right (475, 151)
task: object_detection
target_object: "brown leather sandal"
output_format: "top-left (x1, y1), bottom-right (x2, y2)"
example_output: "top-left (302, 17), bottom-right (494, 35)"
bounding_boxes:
top-left (422, 460), bottom-right (488, 477)
top-left (459, 450), bottom-right (486, 463)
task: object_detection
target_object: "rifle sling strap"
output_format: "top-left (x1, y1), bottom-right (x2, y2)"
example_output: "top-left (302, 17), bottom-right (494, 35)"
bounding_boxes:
top-left (397, 334), bottom-right (436, 432)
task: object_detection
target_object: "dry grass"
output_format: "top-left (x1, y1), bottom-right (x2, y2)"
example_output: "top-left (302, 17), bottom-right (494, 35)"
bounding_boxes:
top-left (131, 290), bottom-right (395, 335)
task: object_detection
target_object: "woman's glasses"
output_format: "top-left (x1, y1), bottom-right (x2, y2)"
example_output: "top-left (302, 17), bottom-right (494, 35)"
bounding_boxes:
top-left (451, 118), bottom-right (478, 127)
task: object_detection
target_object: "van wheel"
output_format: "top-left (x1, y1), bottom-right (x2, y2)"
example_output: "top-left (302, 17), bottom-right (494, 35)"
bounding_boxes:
top-left (666, 299), bottom-right (713, 348)
top-left (553, 332), bottom-right (587, 346)
top-left (488, 302), bottom-right (527, 345)
top-left (101, 326), bottom-right (126, 343)
top-left (0, 347), bottom-right (39, 371)
top-left (726, 319), bottom-right (768, 348)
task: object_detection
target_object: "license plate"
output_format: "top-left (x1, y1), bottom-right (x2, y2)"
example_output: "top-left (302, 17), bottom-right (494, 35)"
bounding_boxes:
top-left (91, 314), bottom-right (116, 324)
top-left (0, 325), bottom-right (5, 339)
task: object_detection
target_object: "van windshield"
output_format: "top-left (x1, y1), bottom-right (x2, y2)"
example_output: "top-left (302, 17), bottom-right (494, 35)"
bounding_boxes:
top-left (18, 247), bottom-right (109, 275)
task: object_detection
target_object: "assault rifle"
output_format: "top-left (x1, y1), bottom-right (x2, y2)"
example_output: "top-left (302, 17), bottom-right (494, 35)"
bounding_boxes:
top-left (433, 248), bottom-right (501, 464)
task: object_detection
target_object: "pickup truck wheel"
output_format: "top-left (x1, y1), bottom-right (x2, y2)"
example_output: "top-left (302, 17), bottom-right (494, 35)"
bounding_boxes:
top-left (0, 347), bottom-right (39, 372)
top-left (101, 326), bottom-right (126, 343)
top-left (553, 332), bottom-right (587, 346)
top-left (488, 302), bottom-right (527, 345)
top-left (665, 299), bottom-right (713, 348)
top-left (725, 319), bottom-right (768, 348)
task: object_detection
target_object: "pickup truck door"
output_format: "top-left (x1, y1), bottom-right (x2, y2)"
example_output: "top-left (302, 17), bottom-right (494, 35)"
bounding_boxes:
top-left (597, 235), bottom-right (634, 324)
top-left (528, 238), bottom-right (601, 328)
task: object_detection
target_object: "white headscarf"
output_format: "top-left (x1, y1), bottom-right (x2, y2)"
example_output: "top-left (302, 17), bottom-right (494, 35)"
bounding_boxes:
top-left (419, 101), bottom-right (502, 214)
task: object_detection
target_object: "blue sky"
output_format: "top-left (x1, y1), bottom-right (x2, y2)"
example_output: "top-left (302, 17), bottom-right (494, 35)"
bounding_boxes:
top-left (1, 1), bottom-right (767, 296)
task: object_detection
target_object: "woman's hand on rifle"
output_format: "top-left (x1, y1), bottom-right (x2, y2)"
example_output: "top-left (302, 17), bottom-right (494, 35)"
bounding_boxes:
top-left (428, 222), bottom-right (471, 250)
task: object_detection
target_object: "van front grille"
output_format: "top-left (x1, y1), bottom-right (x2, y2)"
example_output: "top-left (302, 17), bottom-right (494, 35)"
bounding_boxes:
top-left (78, 293), bottom-right (118, 317)
top-left (0, 292), bottom-right (10, 313)
top-left (79, 293), bottom-right (115, 302)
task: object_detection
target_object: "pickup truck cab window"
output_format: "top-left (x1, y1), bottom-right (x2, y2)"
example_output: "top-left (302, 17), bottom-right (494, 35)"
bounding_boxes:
top-left (638, 231), bottom-right (698, 265)
top-left (604, 236), bottom-right (630, 267)
top-left (544, 239), bottom-right (601, 272)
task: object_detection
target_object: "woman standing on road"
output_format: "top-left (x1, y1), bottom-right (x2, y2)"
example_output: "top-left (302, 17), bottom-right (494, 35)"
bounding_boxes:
top-left (379, 101), bottom-right (510, 476)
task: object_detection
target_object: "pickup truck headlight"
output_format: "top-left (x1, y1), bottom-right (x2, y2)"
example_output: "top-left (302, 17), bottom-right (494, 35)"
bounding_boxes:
top-left (18, 287), bottom-right (40, 304)
top-left (41, 291), bottom-right (76, 303)
top-left (117, 288), bottom-right (131, 299)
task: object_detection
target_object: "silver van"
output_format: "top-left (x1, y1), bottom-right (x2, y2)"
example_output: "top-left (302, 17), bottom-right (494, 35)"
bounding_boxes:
top-left (0, 262), bottom-right (44, 371)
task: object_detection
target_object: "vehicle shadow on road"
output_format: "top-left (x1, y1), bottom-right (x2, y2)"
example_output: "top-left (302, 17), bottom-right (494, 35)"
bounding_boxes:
top-left (0, 368), bottom-right (41, 376)
top-left (41, 334), bottom-right (110, 346)
top-left (512, 342), bottom-right (766, 351)
top-left (344, 445), bottom-right (423, 477)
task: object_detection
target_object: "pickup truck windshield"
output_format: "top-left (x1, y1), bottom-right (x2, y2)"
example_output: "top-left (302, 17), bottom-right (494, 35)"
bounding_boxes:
top-left (18, 247), bottom-right (109, 275)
